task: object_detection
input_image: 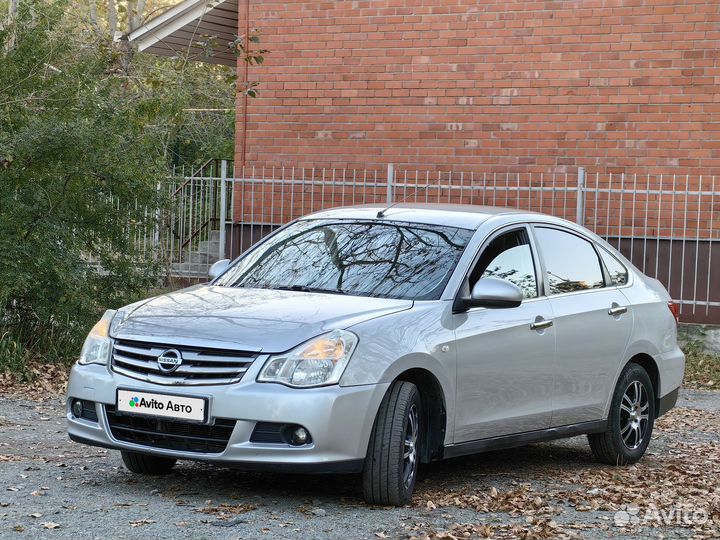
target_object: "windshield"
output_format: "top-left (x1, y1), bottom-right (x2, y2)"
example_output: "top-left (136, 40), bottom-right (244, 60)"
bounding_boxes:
top-left (215, 219), bottom-right (474, 300)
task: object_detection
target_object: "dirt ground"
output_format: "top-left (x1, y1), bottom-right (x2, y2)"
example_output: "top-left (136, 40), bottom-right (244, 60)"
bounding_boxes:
top-left (0, 389), bottom-right (718, 540)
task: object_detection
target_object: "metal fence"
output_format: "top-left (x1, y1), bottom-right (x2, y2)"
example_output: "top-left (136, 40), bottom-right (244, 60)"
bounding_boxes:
top-left (161, 161), bottom-right (719, 324)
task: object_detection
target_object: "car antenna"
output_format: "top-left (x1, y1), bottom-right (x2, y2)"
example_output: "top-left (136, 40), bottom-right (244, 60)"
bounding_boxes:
top-left (376, 180), bottom-right (432, 218)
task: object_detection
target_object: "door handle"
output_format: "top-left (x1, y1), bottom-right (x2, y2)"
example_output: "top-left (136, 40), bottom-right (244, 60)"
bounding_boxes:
top-left (608, 306), bottom-right (628, 316)
top-left (530, 319), bottom-right (553, 331)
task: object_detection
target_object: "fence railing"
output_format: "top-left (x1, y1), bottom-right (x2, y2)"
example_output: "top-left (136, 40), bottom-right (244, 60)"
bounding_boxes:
top-left (160, 161), bottom-right (719, 324)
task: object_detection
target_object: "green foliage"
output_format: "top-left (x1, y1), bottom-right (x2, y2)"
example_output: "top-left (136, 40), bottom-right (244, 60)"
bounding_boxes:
top-left (0, 0), bottom-right (234, 371)
top-left (128, 53), bottom-right (236, 166)
top-left (682, 336), bottom-right (720, 390)
top-left (230, 30), bottom-right (269, 98)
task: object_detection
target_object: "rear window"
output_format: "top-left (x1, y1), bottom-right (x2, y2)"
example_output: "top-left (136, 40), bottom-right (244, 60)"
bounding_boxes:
top-left (598, 246), bottom-right (629, 286)
top-left (534, 227), bottom-right (604, 295)
top-left (216, 219), bottom-right (474, 300)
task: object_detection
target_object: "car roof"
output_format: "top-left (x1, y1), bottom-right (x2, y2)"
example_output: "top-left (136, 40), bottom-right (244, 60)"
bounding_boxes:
top-left (299, 203), bottom-right (534, 230)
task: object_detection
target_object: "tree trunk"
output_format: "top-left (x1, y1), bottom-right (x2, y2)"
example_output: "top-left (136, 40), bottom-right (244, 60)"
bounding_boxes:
top-left (107, 0), bottom-right (118, 38)
top-left (129, 0), bottom-right (146, 32)
top-left (5, 0), bottom-right (19, 49)
top-left (88, 0), bottom-right (103, 37)
top-left (7, 0), bottom-right (18, 21)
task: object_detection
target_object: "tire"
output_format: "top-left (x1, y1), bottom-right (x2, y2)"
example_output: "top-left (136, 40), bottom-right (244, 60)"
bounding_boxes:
top-left (121, 451), bottom-right (177, 475)
top-left (362, 381), bottom-right (422, 506)
top-left (588, 362), bottom-right (656, 465)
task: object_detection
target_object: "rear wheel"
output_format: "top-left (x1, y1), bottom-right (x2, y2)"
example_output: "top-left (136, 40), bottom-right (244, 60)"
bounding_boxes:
top-left (362, 381), bottom-right (422, 506)
top-left (121, 451), bottom-right (176, 475)
top-left (588, 363), bottom-right (655, 465)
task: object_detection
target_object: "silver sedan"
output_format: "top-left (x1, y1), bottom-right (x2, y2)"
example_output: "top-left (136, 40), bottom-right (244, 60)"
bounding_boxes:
top-left (66, 204), bottom-right (685, 505)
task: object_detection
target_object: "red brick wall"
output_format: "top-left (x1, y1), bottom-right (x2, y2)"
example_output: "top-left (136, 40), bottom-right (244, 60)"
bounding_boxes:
top-left (235, 0), bottom-right (720, 176)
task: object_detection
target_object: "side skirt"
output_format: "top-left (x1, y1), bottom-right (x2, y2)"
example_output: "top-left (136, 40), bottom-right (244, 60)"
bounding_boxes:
top-left (441, 420), bottom-right (607, 460)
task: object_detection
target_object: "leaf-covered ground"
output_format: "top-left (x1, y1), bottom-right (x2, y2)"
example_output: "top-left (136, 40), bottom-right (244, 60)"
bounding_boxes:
top-left (0, 390), bottom-right (718, 539)
top-left (411, 403), bottom-right (720, 539)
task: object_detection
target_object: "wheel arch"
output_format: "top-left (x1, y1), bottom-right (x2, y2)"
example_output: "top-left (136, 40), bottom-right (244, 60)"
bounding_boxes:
top-left (394, 368), bottom-right (447, 463)
top-left (626, 353), bottom-right (661, 419)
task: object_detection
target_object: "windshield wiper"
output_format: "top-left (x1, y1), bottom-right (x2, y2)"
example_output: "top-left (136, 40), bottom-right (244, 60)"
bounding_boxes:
top-left (275, 285), bottom-right (347, 295)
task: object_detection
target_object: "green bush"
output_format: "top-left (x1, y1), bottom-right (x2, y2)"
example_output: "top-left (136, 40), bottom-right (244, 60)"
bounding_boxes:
top-left (0, 2), bottom-right (167, 369)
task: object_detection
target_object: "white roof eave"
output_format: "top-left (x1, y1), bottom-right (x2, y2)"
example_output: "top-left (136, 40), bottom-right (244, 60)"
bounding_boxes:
top-left (128, 0), bottom-right (238, 67)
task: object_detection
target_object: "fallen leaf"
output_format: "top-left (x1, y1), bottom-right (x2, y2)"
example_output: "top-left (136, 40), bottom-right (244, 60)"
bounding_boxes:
top-left (196, 503), bottom-right (256, 520)
top-left (130, 519), bottom-right (156, 527)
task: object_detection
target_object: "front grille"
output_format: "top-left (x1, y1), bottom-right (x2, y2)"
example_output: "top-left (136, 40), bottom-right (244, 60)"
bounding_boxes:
top-left (105, 405), bottom-right (235, 453)
top-left (111, 339), bottom-right (257, 385)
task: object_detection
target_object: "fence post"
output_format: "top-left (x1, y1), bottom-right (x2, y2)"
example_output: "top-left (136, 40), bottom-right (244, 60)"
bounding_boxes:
top-left (576, 167), bottom-right (586, 225)
top-left (219, 160), bottom-right (228, 260)
top-left (153, 182), bottom-right (161, 258)
top-left (386, 163), bottom-right (394, 204)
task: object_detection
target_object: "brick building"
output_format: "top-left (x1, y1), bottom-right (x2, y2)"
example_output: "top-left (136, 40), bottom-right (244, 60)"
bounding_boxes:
top-left (132, 0), bottom-right (720, 176)
top-left (239, 0), bottom-right (720, 176)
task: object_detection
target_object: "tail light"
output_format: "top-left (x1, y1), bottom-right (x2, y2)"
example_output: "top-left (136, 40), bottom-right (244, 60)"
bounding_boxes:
top-left (667, 301), bottom-right (680, 323)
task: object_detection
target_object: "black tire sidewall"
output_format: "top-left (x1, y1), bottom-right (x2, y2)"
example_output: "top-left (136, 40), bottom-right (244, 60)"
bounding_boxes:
top-left (121, 450), bottom-right (176, 475)
top-left (362, 381), bottom-right (423, 506)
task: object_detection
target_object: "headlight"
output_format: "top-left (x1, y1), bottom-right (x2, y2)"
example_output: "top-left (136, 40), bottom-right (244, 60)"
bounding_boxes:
top-left (77, 309), bottom-right (116, 366)
top-left (257, 330), bottom-right (358, 388)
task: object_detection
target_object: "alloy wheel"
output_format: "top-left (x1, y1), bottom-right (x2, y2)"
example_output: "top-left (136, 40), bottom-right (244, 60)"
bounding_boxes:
top-left (403, 404), bottom-right (419, 488)
top-left (620, 380), bottom-right (650, 450)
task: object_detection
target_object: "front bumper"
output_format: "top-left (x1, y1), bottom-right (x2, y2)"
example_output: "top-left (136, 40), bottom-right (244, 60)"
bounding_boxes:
top-left (66, 363), bottom-right (389, 473)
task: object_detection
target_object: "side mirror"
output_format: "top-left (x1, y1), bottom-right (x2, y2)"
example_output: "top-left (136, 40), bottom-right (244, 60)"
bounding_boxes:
top-left (208, 259), bottom-right (231, 281)
top-left (454, 277), bottom-right (523, 311)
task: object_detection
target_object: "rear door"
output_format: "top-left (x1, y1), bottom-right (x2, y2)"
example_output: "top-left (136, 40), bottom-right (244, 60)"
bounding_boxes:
top-left (531, 225), bottom-right (634, 426)
top-left (452, 225), bottom-right (556, 442)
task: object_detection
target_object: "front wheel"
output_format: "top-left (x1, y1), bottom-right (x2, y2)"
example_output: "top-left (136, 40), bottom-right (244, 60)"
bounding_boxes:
top-left (121, 451), bottom-right (177, 475)
top-left (362, 381), bottom-right (422, 506)
top-left (588, 363), bottom-right (655, 465)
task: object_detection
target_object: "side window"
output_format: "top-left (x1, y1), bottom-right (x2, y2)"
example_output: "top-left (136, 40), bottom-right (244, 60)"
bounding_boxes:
top-left (469, 229), bottom-right (538, 299)
top-left (534, 227), bottom-right (604, 295)
top-left (598, 246), bottom-right (629, 286)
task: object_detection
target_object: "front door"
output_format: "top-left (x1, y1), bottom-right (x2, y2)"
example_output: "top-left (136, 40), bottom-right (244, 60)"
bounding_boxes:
top-left (453, 226), bottom-right (556, 443)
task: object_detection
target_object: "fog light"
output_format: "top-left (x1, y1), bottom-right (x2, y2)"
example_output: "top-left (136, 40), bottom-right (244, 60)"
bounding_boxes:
top-left (71, 400), bottom-right (83, 418)
top-left (290, 426), bottom-right (310, 446)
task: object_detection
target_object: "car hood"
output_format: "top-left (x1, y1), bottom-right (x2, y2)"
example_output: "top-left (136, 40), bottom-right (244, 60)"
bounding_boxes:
top-left (112, 285), bottom-right (413, 353)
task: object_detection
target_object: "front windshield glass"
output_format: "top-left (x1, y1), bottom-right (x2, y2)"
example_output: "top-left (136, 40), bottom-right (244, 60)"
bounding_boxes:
top-left (215, 219), bottom-right (474, 300)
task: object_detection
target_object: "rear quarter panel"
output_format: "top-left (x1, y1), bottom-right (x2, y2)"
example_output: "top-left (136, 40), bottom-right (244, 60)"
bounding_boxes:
top-left (608, 275), bottom-right (685, 413)
top-left (589, 235), bottom-right (685, 408)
